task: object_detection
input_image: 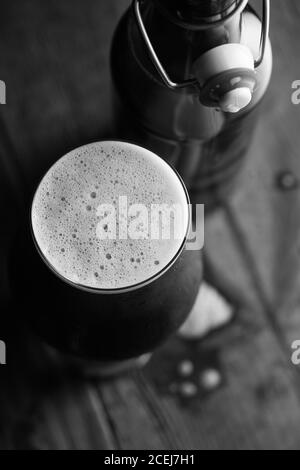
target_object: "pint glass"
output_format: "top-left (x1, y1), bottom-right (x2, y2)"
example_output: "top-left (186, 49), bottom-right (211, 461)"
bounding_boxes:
top-left (11, 141), bottom-right (202, 361)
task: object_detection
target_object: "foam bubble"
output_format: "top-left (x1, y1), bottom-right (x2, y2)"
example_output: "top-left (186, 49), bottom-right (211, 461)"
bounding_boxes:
top-left (31, 141), bottom-right (189, 290)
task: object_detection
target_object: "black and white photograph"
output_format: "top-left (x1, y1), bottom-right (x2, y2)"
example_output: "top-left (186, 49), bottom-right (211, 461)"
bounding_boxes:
top-left (0, 0), bottom-right (299, 452)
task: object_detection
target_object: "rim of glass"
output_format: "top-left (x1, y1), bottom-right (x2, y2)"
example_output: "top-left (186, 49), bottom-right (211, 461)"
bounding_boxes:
top-left (30, 140), bottom-right (191, 295)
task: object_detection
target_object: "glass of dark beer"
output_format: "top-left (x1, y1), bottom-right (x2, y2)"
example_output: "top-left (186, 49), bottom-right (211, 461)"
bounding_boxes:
top-left (11, 141), bottom-right (202, 363)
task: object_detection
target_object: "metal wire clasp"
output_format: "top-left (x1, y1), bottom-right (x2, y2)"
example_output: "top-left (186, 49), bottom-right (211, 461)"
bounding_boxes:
top-left (133, 0), bottom-right (270, 90)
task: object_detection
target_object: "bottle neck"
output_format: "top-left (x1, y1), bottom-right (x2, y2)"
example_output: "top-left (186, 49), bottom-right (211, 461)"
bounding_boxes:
top-left (134, 1), bottom-right (243, 84)
top-left (153, 0), bottom-right (246, 27)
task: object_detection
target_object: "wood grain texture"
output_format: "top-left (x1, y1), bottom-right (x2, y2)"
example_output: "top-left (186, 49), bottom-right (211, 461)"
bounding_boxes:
top-left (1, 0), bottom-right (300, 450)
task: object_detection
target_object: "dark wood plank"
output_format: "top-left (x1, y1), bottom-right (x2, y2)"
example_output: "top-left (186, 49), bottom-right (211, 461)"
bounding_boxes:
top-left (144, 330), bottom-right (300, 450)
top-left (209, 0), bottom-right (300, 372)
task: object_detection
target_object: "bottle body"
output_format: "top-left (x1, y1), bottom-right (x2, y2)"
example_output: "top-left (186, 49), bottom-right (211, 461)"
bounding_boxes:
top-left (111, 1), bottom-right (272, 209)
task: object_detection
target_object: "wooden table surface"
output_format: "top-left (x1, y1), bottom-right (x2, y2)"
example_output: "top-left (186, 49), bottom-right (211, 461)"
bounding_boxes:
top-left (1, 0), bottom-right (300, 450)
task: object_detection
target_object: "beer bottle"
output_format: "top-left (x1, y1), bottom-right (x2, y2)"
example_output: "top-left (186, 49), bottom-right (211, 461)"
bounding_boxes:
top-left (111, 0), bottom-right (272, 209)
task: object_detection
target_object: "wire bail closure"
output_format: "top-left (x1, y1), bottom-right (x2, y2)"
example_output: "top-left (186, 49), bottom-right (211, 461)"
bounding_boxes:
top-left (133, 0), bottom-right (270, 90)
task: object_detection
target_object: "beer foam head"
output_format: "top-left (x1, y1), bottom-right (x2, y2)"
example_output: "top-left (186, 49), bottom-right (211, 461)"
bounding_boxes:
top-left (31, 141), bottom-right (189, 291)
